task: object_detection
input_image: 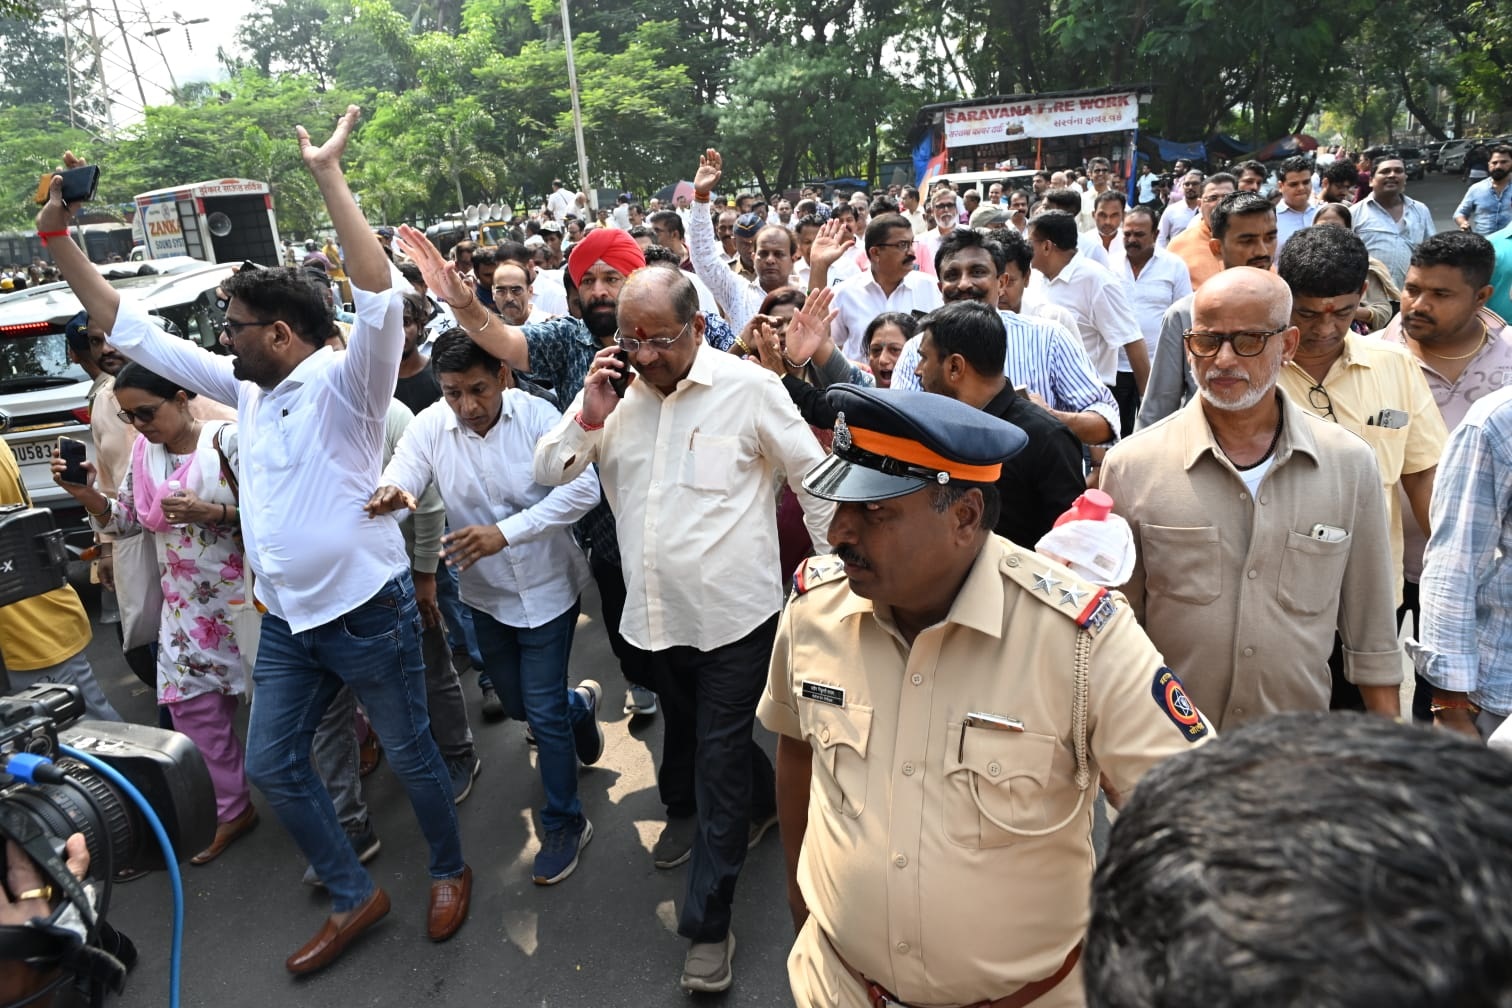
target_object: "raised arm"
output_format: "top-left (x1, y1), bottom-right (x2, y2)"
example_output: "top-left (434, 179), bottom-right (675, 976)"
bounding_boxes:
top-left (688, 149), bottom-right (749, 325)
top-left (300, 107), bottom-right (385, 294)
top-left (396, 224), bottom-right (530, 372)
top-left (35, 154), bottom-right (121, 333)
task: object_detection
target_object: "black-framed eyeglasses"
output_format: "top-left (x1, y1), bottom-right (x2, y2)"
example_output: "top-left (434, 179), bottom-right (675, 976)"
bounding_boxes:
top-left (876, 240), bottom-right (915, 253)
top-left (116, 399), bottom-right (170, 425)
top-left (1182, 327), bottom-right (1284, 357)
top-left (1306, 382), bottom-right (1336, 421)
top-left (615, 320), bottom-right (691, 352)
top-left (221, 317), bottom-right (276, 337)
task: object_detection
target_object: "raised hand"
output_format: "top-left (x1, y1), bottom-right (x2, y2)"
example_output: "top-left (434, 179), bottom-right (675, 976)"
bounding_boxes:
top-left (693, 148), bottom-right (723, 199)
top-left (34, 150), bottom-right (89, 233)
top-left (748, 319), bottom-right (788, 377)
top-left (786, 285), bottom-right (838, 365)
top-left (395, 224), bottom-right (472, 307)
top-left (296, 105), bottom-right (361, 174)
top-left (808, 219), bottom-right (855, 270)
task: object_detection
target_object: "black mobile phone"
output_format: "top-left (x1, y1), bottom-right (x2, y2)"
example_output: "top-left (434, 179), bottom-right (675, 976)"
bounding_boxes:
top-left (34, 165), bottom-right (100, 206)
top-left (608, 349), bottom-right (631, 398)
top-left (57, 437), bottom-right (88, 485)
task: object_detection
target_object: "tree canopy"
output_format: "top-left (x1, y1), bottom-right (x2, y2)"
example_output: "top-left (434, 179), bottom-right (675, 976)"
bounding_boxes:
top-left (3, 0), bottom-right (1509, 234)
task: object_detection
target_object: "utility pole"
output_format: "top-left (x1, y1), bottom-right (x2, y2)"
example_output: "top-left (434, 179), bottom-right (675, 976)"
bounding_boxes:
top-left (560, 0), bottom-right (594, 210)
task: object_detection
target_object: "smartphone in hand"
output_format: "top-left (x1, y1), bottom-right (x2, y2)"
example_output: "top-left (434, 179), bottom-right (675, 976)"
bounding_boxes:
top-left (57, 437), bottom-right (88, 485)
top-left (34, 165), bottom-right (101, 206)
top-left (608, 349), bottom-right (631, 398)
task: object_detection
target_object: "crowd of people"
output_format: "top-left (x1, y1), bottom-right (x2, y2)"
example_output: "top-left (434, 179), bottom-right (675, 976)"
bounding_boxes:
top-left (8, 108), bottom-right (1512, 1007)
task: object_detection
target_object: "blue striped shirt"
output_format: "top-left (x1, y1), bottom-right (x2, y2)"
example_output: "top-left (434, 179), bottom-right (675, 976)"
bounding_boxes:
top-left (1414, 384), bottom-right (1512, 715)
top-left (892, 309), bottom-right (1119, 439)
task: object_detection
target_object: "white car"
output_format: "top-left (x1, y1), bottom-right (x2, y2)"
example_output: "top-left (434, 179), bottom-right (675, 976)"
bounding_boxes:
top-left (0, 258), bottom-right (237, 550)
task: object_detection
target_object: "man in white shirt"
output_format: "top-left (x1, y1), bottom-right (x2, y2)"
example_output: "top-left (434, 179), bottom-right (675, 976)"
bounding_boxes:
top-left (829, 213), bottom-right (943, 362)
top-left (916, 187), bottom-right (963, 276)
top-left (1040, 187), bottom-right (1111, 268)
top-left (491, 262), bottom-right (552, 325)
top-left (1275, 154), bottom-right (1320, 252)
top-left (1117, 205), bottom-right (1193, 435)
top-left (1078, 156), bottom-right (1116, 231)
top-left (373, 330), bottom-right (603, 886)
top-left (547, 178), bottom-right (576, 221)
top-left (534, 267), bottom-right (832, 995)
top-left (899, 185), bottom-right (928, 236)
top-left (41, 108), bottom-right (470, 971)
top-left (1158, 171), bottom-right (1204, 248)
top-left (1027, 210), bottom-right (1150, 402)
top-left (688, 151), bottom-right (800, 332)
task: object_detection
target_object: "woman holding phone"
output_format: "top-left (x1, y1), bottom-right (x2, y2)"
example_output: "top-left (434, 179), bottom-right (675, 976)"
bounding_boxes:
top-left (51, 362), bottom-right (259, 865)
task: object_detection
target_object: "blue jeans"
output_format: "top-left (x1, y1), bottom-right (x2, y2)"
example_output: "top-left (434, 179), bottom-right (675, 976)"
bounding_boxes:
top-left (244, 574), bottom-right (464, 912)
top-left (469, 601), bottom-right (587, 832)
top-left (435, 555), bottom-right (484, 675)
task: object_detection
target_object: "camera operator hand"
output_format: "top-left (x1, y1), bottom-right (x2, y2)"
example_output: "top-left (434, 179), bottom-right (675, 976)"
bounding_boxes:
top-left (0, 835), bottom-right (87, 926)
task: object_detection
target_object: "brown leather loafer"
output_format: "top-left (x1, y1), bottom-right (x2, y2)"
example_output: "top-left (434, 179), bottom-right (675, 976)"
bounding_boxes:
top-left (427, 865), bottom-right (471, 941)
top-left (286, 888), bottom-right (391, 975)
top-left (359, 734), bottom-right (382, 777)
top-left (190, 806), bottom-right (260, 865)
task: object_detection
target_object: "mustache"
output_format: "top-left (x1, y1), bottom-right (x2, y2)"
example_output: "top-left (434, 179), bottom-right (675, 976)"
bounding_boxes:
top-left (1204, 367), bottom-right (1250, 382)
top-left (1404, 312), bottom-right (1435, 327)
top-left (837, 545), bottom-right (870, 569)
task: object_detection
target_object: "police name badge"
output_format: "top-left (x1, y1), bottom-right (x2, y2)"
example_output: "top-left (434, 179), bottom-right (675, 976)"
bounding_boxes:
top-left (800, 681), bottom-right (846, 707)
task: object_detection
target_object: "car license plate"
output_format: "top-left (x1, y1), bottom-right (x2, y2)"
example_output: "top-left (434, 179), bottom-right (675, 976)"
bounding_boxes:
top-left (11, 440), bottom-right (54, 466)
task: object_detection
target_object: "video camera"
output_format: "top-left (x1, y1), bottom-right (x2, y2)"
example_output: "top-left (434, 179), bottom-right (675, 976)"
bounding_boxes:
top-left (0, 506), bottom-right (216, 1005)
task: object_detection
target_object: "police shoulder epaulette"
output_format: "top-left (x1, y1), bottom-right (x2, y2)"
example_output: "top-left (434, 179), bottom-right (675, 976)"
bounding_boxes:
top-left (791, 554), bottom-right (848, 598)
top-left (1000, 548), bottom-right (1119, 636)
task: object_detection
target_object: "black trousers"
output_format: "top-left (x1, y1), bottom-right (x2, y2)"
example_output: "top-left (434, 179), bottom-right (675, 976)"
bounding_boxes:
top-left (649, 614), bottom-right (779, 943)
top-left (1112, 372), bottom-right (1140, 439)
top-left (587, 547), bottom-right (655, 691)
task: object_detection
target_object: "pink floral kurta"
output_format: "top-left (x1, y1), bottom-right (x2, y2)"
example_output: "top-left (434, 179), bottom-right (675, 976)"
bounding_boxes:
top-left (104, 423), bottom-right (250, 704)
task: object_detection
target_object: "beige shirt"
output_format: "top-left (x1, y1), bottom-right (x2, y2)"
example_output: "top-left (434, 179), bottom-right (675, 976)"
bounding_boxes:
top-left (1275, 333), bottom-right (1447, 601)
top-left (1101, 390), bottom-right (1402, 730)
top-left (533, 343), bottom-right (833, 652)
top-left (759, 537), bottom-right (1209, 1006)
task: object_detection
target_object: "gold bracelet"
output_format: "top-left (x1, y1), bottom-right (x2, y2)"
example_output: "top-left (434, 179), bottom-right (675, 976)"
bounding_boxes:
top-left (732, 337), bottom-right (750, 355)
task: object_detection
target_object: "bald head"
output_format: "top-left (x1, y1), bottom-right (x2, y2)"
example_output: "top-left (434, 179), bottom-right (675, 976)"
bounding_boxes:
top-left (619, 265), bottom-right (698, 325)
top-left (1194, 267), bottom-right (1292, 332)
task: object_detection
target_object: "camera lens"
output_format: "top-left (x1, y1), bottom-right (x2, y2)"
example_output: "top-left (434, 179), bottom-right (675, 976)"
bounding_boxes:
top-left (3, 763), bottom-right (144, 877)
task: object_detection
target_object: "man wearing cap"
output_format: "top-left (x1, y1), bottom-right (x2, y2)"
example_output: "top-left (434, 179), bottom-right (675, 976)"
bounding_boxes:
top-left (688, 151), bottom-right (803, 332)
top-left (533, 267), bottom-right (833, 994)
top-left (1100, 267), bottom-right (1401, 731)
top-left (761, 385), bottom-right (1212, 1008)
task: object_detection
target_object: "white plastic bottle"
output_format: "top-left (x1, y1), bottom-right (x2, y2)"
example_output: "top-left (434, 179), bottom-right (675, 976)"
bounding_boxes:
top-left (166, 480), bottom-right (186, 528)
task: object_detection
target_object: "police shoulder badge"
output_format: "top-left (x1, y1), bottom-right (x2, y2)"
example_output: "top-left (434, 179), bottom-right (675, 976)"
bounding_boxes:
top-left (791, 554), bottom-right (848, 597)
top-left (1151, 666), bottom-right (1209, 742)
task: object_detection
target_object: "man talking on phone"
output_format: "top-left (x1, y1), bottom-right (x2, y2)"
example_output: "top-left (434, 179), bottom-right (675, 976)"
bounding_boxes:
top-left (1100, 267), bottom-right (1403, 730)
top-left (37, 108), bottom-right (470, 973)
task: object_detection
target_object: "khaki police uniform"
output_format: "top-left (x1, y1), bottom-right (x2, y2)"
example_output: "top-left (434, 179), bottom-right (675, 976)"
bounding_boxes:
top-left (759, 538), bottom-right (1212, 1008)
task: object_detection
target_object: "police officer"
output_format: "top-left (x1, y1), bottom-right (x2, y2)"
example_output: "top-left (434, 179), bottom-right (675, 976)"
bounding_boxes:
top-left (759, 386), bottom-right (1213, 1008)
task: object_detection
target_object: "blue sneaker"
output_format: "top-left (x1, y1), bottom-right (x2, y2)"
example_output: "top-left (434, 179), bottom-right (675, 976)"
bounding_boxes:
top-left (533, 817), bottom-right (592, 885)
top-left (571, 680), bottom-right (604, 765)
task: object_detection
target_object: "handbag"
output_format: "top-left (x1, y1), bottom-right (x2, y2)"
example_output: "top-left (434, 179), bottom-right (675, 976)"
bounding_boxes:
top-left (114, 531), bottom-right (163, 652)
top-left (211, 425), bottom-right (263, 679)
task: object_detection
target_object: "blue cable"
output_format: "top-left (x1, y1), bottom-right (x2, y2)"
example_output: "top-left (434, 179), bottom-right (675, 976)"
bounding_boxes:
top-left (58, 744), bottom-right (183, 1008)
